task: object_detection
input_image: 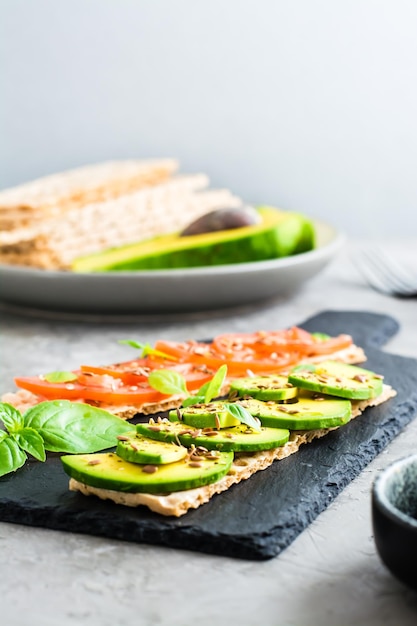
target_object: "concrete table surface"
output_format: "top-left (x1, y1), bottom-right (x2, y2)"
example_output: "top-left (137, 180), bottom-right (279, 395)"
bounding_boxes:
top-left (1, 239), bottom-right (416, 626)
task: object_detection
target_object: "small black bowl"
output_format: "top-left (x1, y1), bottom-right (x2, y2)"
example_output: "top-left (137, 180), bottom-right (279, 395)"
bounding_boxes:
top-left (372, 454), bottom-right (417, 590)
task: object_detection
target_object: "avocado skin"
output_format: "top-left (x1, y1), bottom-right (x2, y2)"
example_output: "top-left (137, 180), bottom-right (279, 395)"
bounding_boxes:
top-left (288, 361), bottom-right (384, 400)
top-left (238, 397), bottom-right (352, 431)
top-left (229, 375), bottom-right (298, 401)
top-left (61, 450), bottom-right (233, 494)
top-left (136, 421), bottom-right (289, 452)
top-left (72, 207), bottom-right (315, 272)
top-left (116, 431), bottom-right (188, 465)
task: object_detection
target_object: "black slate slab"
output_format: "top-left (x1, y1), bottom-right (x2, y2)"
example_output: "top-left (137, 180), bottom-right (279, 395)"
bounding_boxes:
top-left (0, 311), bottom-right (416, 560)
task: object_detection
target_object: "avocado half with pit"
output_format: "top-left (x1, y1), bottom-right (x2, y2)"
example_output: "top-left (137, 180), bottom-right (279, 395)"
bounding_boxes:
top-left (72, 207), bottom-right (315, 272)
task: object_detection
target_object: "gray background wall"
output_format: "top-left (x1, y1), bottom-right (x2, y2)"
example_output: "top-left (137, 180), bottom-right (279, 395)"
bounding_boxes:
top-left (1, 0), bottom-right (416, 237)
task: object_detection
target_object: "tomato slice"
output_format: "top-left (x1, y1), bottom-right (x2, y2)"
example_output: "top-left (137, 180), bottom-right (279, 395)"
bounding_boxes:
top-left (15, 329), bottom-right (353, 409)
top-left (80, 360), bottom-right (215, 390)
top-left (14, 376), bottom-right (170, 406)
top-left (212, 328), bottom-right (352, 358)
top-left (304, 334), bottom-right (353, 355)
top-left (154, 340), bottom-right (300, 375)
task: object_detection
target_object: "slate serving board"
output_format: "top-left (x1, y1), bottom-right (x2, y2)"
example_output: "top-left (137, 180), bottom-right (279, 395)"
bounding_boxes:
top-left (1, 310), bottom-right (417, 560)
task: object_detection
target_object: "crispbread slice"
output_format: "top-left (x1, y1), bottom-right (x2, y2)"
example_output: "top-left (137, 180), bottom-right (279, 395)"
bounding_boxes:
top-left (68, 384), bottom-right (396, 517)
top-left (0, 159), bottom-right (178, 223)
top-left (0, 179), bottom-right (242, 269)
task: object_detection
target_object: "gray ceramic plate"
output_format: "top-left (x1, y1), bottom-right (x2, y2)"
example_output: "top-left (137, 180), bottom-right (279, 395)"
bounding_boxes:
top-left (0, 219), bottom-right (344, 314)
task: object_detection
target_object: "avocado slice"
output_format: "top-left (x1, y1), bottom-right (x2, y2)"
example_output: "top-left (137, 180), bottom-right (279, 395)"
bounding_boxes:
top-left (288, 361), bottom-right (384, 400)
top-left (116, 431), bottom-right (188, 465)
top-left (72, 207), bottom-right (315, 272)
top-left (237, 396), bottom-right (352, 430)
top-left (169, 402), bottom-right (240, 429)
top-left (229, 375), bottom-right (298, 401)
top-left (61, 450), bottom-right (233, 494)
top-left (136, 420), bottom-right (289, 452)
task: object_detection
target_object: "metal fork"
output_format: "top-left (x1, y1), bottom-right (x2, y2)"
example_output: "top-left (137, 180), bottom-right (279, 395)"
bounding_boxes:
top-left (354, 247), bottom-right (417, 297)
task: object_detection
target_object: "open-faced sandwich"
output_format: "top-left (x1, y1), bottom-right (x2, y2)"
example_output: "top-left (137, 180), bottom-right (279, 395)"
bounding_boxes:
top-left (1, 328), bottom-right (396, 517)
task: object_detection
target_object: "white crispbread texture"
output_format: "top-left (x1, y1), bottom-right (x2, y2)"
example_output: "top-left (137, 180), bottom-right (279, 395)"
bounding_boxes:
top-left (0, 173), bottom-right (241, 269)
top-left (0, 159), bottom-right (178, 224)
top-left (68, 384), bottom-right (396, 517)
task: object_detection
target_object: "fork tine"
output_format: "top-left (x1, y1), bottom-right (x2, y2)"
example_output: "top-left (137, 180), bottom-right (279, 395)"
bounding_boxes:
top-left (370, 249), bottom-right (417, 295)
top-left (365, 249), bottom-right (415, 295)
top-left (358, 250), bottom-right (402, 295)
top-left (375, 251), bottom-right (417, 292)
top-left (355, 248), bottom-right (417, 297)
top-left (355, 250), bottom-right (393, 295)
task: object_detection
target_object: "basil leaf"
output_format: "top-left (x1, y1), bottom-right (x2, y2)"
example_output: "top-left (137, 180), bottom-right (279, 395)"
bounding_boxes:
top-left (0, 437), bottom-right (27, 478)
top-left (202, 365), bottom-right (227, 403)
top-left (24, 401), bottom-right (131, 453)
top-left (148, 370), bottom-right (188, 396)
top-left (182, 395), bottom-right (205, 408)
top-left (13, 428), bottom-right (46, 462)
top-left (311, 333), bottom-right (331, 341)
top-left (43, 371), bottom-right (78, 383)
top-left (0, 430), bottom-right (8, 443)
top-left (119, 339), bottom-right (146, 350)
top-left (119, 340), bottom-right (177, 361)
top-left (291, 363), bottom-right (317, 373)
top-left (225, 403), bottom-right (261, 432)
top-left (0, 403), bottom-right (24, 432)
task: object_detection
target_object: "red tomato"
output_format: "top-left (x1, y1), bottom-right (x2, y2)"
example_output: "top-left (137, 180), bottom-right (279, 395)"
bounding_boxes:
top-left (14, 376), bottom-right (171, 406)
top-left (80, 360), bottom-right (215, 390)
top-left (154, 340), bottom-right (300, 376)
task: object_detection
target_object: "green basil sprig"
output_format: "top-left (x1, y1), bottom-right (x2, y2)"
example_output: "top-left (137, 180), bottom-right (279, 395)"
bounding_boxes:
top-left (148, 364), bottom-right (228, 407)
top-left (223, 402), bottom-right (261, 431)
top-left (0, 401), bottom-right (132, 478)
top-left (119, 339), bottom-right (177, 361)
top-left (182, 364), bottom-right (228, 407)
top-left (311, 332), bottom-right (331, 341)
top-left (43, 371), bottom-right (78, 383)
top-left (148, 365), bottom-right (259, 430)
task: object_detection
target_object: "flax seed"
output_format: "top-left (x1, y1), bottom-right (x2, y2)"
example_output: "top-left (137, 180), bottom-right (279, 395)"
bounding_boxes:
top-left (142, 465), bottom-right (158, 474)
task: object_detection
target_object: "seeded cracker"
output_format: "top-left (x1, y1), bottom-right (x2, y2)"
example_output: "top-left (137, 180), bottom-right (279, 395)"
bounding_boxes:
top-left (68, 385), bottom-right (396, 516)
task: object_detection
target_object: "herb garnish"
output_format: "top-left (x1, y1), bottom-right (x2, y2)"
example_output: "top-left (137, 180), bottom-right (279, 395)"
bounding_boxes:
top-left (119, 340), bottom-right (177, 361)
top-left (224, 403), bottom-right (261, 431)
top-left (43, 371), bottom-right (78, 383)
top-left (149, 365), bottom-right (261, 431)
top-left (148, 370), bottom-right (188, 396)
top-left (311, 333), bottom-right (331, 341)
top-left (0, 401), bottom-right (131, 478)
top-left (182, 364), bottom-right (228, 407)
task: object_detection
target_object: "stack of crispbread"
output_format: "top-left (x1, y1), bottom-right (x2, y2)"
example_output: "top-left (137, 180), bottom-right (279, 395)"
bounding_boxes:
top-left (0, 160), bottom-right (241, 269)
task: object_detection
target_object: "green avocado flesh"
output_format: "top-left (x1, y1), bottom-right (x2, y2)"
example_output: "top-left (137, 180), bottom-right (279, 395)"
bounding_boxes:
top-left (169, 402), bottom-right (240, 429)
top-left (61, 450), bottom-right (233, 494)
top-left (229, 375), bottom-right (298, 401)
top-left (136, 420), bottom-right (289, 452)
top-left (72, 207), bottom-right (315, 272)
top-left (237, 396), bottom-right (352, 430)
top-left (288, 361), bottom-right (384, 400)
top-left (116, 431), bottom-right (188, 465)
